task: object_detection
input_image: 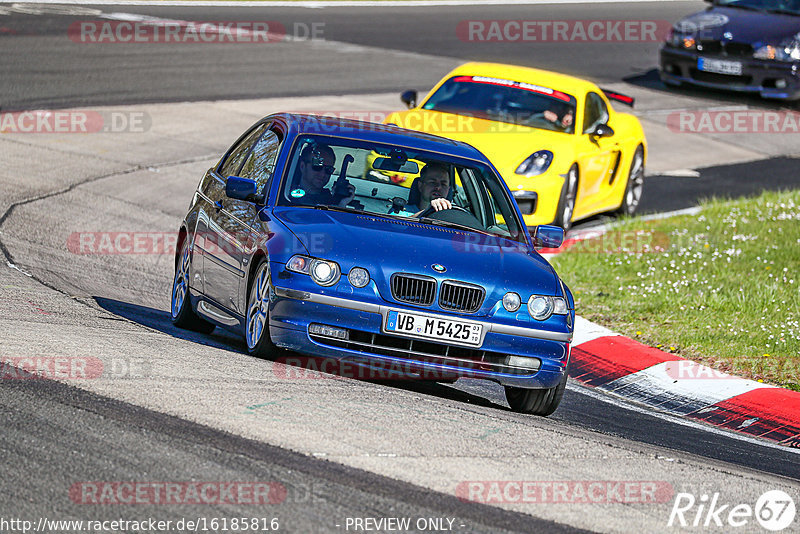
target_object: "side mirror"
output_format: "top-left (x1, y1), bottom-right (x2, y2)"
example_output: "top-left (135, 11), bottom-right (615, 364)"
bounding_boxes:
top-left (533, 225), bottom-right (564, 249)
top-left (400, 90), bottom-right (417, 109)
top-left (225, 176), bottom-right (262, 203)
top-left (591, 124), bottom-right (615, 138)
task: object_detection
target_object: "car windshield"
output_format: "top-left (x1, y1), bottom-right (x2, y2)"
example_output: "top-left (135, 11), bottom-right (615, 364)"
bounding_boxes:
top-left (716, 0), bottom-right (800, 15)
top-left (422, 76), bottom-right (578, 134)
top-left (278, 134), bottom-right (526, 243)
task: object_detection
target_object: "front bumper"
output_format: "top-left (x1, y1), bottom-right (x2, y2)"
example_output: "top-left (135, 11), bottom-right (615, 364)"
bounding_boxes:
top-left (507, 170), bottom-right (566, 227)
top-left (268, 284), bottom-right (571, 389)
top-left (660, 45), bottom-right (800, 100)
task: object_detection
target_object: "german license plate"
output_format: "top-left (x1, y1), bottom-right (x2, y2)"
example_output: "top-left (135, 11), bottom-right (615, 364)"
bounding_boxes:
top-left (698, 57), bottom-right (742, 76)
top-left (384, 310), bottom-right (483, 347)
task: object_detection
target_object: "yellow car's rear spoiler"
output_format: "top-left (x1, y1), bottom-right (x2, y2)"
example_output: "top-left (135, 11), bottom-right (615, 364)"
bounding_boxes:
top-left (601, 89), bottom-right (635, 108)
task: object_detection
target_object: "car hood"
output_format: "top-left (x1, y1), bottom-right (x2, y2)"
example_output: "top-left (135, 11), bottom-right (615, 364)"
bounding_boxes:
top-left (272, 206), bottom-right (559, 316)
top-left (387, 109), bottom-right (573, 176)
top-left (676, 6), bottom-right (800, 44)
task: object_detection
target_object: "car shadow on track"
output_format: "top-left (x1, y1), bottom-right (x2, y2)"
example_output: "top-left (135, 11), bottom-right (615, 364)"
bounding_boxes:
top-left (94, 297), bottom-right (508, 411)
top-left (94, 297), bottom-right (246, 354)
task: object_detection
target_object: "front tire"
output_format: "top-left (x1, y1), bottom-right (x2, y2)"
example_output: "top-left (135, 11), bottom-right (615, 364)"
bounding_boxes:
top-left (554, 164), bottom-right (578, 231)
top-left (246, 260), bottom-right (276, 358)
top-left (171, 237), bottom-right (215, 334)
top-left (504, 365), bottom-right (568, 416)
top-left (617, 145), bottom-right (645, 217)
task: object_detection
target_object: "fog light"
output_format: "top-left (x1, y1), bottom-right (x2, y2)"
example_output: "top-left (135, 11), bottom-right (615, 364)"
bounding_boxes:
top-left (506, 355), bottom-right (541, 371)
top-left (776, 79), bottom-right (788, 89)
top-left (502, 292), bottom-right (521, 312)
top-left (309, 323), bottom-right (349, 340)
top-left (348, 267), bottom-right (370, 288)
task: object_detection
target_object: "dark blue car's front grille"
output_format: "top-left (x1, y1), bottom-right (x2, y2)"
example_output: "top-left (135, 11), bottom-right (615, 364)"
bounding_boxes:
top-left (697, 41), bottom-right (753, 58)
top-left (439, 280), bottom-right (485, 313)
top-left (391, 273), bottom-right (436, 306)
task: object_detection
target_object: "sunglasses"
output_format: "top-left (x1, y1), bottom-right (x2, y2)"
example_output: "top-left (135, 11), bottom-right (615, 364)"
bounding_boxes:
top-left (304, 160), bottom-right (335, 174)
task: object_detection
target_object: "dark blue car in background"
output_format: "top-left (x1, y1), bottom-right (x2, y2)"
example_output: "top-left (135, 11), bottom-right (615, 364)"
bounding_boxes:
top-left (171, 114), bottom-right (574, 415)
top-left (660, 0), bottom-right (800, 100)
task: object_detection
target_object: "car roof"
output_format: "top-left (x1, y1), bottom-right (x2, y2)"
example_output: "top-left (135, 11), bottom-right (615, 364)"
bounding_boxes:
top-left (445, 62), bottom-right (599, 97)
top-left (268, 112), bottom-right (489, 162)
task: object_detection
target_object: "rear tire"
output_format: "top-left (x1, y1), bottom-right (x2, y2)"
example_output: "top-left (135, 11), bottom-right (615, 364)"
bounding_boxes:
top-left (616, 145), bottom-right (645, 217)
top-left (171, 237), bottom-right (216, 334)
top-left (246, 260), bottom-right (277, 359)
top-left (554, 165), bottom-right (578, 231)
top-left (504, 365), bottom-right (568, 416)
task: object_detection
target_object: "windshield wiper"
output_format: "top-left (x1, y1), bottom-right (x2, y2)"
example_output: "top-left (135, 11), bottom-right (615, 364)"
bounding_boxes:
top-left (416, 216), bottom-right (499, 238)
top-left (312, 205), bottom-right (359, 213)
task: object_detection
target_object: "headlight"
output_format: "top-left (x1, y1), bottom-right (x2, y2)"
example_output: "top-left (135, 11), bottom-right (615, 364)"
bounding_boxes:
top-left (286, 255), bottom-right (341, 287)
top-left (311, 260), bottom-right (340, 286)
top-left (666, 29), bottom-right (695, 49)
top-left (754, 34), bottom-right (800, 61)
top-left (286, 255), bottom-right (311, 274)
top-left (348, 267), bottom-right (370, 288)
top-left (502, 292), bottom-right (521, 312)
top-left (516, 150), bottom-right (553, 177)
top-left (527, 295), bottom-right (569, 321)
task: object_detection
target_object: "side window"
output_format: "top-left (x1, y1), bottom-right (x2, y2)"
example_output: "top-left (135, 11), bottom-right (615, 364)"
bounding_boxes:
top-left (218, 123), bottom-right (268, 177)
top-left (239, 128), bottom-right (283, 193)
top-left (582, 92), bottom-right (609, 135)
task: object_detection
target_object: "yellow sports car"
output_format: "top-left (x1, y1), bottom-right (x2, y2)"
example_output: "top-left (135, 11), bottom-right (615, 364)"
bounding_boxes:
top-left (385, 62), bottom-right (647, 230)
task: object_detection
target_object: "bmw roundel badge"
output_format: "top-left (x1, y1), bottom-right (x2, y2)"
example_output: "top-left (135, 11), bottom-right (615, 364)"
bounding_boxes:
top-left (432, 264), bottom-right (446, 273)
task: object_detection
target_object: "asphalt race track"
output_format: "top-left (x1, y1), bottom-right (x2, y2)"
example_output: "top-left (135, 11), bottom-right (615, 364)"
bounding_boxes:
top-left (1, 1), bottom-right (799, 533)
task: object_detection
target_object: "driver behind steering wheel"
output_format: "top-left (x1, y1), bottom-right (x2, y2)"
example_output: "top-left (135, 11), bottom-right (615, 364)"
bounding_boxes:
top-left (404, 162), bottom-right (452, 217)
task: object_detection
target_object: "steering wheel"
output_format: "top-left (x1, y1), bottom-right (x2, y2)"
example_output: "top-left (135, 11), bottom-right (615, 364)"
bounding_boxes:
top-left (418, 204), bottom-right (472, 218)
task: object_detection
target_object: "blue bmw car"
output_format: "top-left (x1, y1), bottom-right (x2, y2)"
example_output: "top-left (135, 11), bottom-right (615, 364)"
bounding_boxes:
top-left (171, 113), bottom-right (574, 415)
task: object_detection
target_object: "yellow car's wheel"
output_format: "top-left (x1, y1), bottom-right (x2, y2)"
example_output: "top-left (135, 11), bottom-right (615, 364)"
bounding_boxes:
top-left (617, 145), bottom-right (645, 217)
top-left (554, 164), bottom-right (578, 231)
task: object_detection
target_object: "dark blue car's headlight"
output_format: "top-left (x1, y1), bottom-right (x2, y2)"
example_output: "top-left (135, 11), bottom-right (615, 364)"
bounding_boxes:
top-left (527, 295), bottom-right (568, 321)
top-left (666, 29), bottom-right (695, 50)
top-left (347, 267), bottom-right (370, 288)
top-left (502, 292), bottom-right (521, 312)
top-left (287, 255), bottom-right (341, 287)
top-left (754, 33), bottom-right (800, 62)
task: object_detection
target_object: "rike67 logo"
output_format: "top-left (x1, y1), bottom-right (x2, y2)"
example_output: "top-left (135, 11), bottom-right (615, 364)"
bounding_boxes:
top-left (668, 490), bottom-right (796, 531)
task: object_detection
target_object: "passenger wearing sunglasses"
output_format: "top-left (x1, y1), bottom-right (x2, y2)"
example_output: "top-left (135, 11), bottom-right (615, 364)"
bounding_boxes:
top-left (293, 143), bottom-right (355, 207)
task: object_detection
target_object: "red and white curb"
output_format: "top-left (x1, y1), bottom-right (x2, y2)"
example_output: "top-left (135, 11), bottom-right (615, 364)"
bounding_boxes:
top-left (570, 317), bottom-right (800, 448)
top-left (537, 218), bottom-right (800, 448)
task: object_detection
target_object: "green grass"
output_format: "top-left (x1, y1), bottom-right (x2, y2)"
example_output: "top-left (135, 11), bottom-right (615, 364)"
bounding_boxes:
top-left (551, 189), bottom-right (800, 391)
